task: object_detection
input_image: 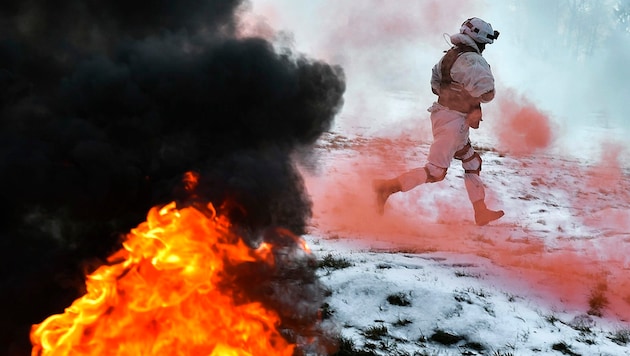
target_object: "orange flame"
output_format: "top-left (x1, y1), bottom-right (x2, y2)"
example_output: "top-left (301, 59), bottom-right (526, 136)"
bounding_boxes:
top-left (183, 171), bottom-right (200, 192)
top-left (30, 202), bottom-right (296, 356)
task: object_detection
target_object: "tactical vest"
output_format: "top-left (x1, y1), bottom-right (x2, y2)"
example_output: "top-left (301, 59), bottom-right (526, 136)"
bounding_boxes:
top-left (437, 45), bottom-right (480, 113)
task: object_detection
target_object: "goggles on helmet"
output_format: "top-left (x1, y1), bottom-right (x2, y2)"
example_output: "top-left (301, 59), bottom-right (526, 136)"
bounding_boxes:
top-left (462, 18), bottom-right (499, 44)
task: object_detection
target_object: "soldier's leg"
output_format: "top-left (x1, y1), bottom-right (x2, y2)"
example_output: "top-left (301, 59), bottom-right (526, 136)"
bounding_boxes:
top-left (373, 109), bottom-right (461, 214)
top-left (454, 142), bottom-right (504, 225)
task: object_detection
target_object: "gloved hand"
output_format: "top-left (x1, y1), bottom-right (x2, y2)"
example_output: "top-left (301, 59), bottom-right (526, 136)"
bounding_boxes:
top-left (466, 104), bottom-right (482, 129)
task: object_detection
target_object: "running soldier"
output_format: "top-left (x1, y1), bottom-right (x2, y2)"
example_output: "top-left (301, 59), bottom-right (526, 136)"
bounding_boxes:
top-left (373, 17), bottom-right (504, 226)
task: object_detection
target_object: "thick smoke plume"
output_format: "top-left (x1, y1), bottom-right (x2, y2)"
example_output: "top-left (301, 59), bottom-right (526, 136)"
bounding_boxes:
top-left (0, 0), bottom-right (345, 353)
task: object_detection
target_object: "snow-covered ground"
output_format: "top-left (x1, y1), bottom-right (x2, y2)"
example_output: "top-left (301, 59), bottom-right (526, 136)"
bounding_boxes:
top-left (300, 128), bottom-right (630, 355)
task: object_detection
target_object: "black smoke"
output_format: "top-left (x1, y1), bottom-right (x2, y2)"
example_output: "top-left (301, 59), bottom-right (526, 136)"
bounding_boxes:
top-left (0, 1), bottom-right (345, 354)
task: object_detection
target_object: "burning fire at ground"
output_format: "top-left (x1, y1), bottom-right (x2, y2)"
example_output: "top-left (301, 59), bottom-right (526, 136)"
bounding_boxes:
top-left (30, 197), bottom-right (306, 355)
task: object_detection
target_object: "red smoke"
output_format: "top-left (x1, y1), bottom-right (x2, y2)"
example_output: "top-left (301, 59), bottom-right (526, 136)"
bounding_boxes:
top-left (494, 89), bottom-right (555, 156)
top-left (304, 132), bottom-right (630, 322)
top-left (584, 142), bottom-right (624, 191)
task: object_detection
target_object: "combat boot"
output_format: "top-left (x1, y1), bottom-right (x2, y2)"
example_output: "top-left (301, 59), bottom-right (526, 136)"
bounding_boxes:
top-left (473, 200), bottom-right (504, 226)
top-left (372, 179), bottom-right (401, 215)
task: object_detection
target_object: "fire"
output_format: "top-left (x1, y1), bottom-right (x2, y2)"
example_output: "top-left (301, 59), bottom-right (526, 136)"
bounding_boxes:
top-left (30, 201), bottom-right (296, 356)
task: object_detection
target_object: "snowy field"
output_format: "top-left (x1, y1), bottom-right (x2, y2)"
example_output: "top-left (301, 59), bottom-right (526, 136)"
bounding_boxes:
top-left (300, 127), bottom-right (630, 355)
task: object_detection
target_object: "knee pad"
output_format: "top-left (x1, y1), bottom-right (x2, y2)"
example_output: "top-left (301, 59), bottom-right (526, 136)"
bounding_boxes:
top-left (462, 152), bottom-right (482, 175)
top-left (455, 142), bottom-right (482, 175)
top-left (424, 164), bottom-right (447, 183)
